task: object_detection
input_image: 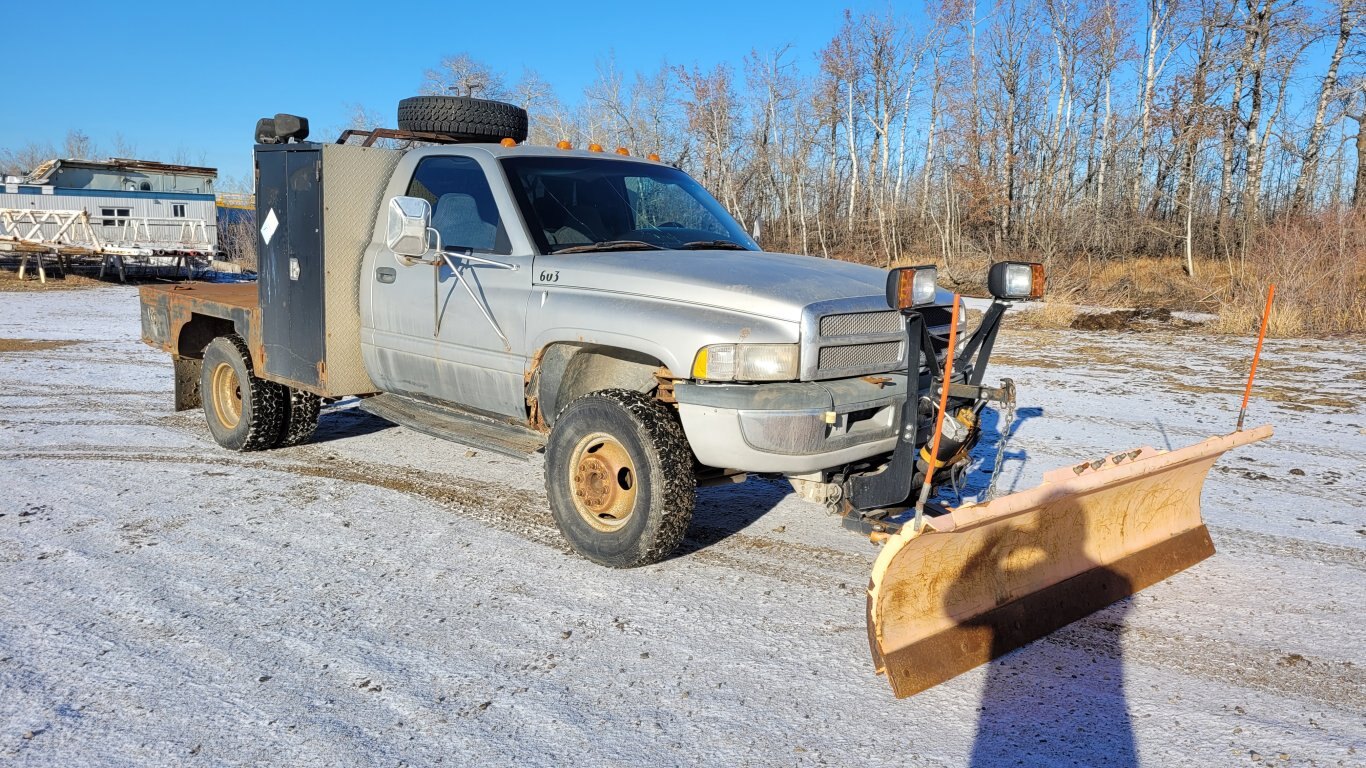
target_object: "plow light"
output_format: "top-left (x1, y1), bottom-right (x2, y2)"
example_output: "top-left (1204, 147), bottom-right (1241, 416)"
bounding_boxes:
top-left (988, 261), bottom-right (1045, 300)
top-left (692, 343), bottom-right (799, 382)
top-left (886, 265), bottom-right (939, 311)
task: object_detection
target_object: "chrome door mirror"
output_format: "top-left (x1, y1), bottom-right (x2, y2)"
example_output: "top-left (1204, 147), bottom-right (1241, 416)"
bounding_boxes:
top-left (386, 196), bottom-right (433, 260)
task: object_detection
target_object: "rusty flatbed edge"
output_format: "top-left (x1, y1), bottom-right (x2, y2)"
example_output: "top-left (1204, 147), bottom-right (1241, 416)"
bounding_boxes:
top-left (140, 281), bottom-right (260, 310)
top-left (139, 281), bottom-right (266, 374)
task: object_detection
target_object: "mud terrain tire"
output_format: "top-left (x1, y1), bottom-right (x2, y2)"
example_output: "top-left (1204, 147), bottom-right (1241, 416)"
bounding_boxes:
top-left (396, 96), bottom-right (529, 143)
top-left (545, 389), bottom-right (695, 568)
top-left (276, 388), bottom-right (322, 448)
top-left (201, 335), bottom-right (285, 452)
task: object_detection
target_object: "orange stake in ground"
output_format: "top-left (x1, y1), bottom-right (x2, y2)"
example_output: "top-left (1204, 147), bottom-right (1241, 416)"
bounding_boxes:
top-left (1238, 284), bottom-right (1276, 431)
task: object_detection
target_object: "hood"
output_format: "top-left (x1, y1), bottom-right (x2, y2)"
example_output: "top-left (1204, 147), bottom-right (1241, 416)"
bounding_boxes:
top-left (535, 249), bottom-right (890, 322)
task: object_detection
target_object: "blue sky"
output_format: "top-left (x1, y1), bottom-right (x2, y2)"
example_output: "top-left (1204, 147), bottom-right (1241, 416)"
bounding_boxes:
top-left (3, 1), bottom-right (1341, 185)
top-left (2, 0), bottom-right (894, 182)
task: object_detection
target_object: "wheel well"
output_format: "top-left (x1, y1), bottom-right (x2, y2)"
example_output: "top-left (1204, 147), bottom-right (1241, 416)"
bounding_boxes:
top-left (531, 343), bottom-right (667, 428)
top-left (177, 313), bottom-right (236, 358)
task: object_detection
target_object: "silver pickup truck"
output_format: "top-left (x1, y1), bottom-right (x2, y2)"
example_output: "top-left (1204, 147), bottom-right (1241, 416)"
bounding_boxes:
top-left (140, 97), bottom-right (1040, 568)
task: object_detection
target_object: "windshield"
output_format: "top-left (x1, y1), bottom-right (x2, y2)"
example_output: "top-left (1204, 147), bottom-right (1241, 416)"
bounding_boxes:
top-left (500, 156), bottom-right (758, 254)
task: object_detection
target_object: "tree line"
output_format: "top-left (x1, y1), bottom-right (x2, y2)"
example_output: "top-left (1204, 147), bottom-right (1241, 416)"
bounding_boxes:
top-left (408, 0), bottom-right (1363, 280)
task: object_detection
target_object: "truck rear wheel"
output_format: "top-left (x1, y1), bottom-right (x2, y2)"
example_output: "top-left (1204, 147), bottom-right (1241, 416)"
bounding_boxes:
top-left (201, 335), bottom-right (285, 452)
top-left (545, 389), bottom-right (695, 568)
top-left (276, 388), bottom-right (322, 448)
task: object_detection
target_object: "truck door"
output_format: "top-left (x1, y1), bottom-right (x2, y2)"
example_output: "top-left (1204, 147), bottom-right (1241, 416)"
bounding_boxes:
top-left (368, 152), bottom-right (533, 418)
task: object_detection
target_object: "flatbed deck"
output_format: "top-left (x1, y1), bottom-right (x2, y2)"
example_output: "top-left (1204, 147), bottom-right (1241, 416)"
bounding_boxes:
top-left (140, 282), bottom-right (262, 352)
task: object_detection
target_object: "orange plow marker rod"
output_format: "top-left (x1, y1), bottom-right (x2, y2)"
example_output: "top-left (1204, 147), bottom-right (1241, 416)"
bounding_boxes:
top-left (1237, 284), bottom-right (1275, 431)
top-left (913, 293), bottom-right (961, 526)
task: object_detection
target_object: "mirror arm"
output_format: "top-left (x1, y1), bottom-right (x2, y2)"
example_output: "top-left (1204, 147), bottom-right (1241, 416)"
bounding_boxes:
top-left (434, 249), bottom-right (512, 351)
top-left (439, 246), bottom-right (519, 271)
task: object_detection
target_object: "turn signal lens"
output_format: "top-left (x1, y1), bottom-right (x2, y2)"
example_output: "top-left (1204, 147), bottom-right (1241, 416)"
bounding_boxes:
top-left (885, 265), bottom-right (938, 310)
top-left (1030, 263), bottom-right (1046, 299)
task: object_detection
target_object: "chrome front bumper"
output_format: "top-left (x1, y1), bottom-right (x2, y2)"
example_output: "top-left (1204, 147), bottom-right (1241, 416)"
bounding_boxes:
top-left (674, 374), bottom-right (907, 474)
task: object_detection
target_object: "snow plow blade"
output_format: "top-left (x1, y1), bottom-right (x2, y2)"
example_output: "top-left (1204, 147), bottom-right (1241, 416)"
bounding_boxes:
top-left (867, 425), bottom-right (1273, 698)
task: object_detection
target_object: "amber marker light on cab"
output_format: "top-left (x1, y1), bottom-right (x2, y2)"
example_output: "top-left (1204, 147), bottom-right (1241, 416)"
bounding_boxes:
top-left (556, 140), bottom-right (572, 150)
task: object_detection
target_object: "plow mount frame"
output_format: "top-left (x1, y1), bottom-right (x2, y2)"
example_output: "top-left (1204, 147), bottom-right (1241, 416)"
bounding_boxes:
top-left (844, 299), bottom-right (1010, 519)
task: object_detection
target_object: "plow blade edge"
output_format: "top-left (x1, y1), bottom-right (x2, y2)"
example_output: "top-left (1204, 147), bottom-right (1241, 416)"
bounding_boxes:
top-left (867, 426), bottom-right (1273, 698)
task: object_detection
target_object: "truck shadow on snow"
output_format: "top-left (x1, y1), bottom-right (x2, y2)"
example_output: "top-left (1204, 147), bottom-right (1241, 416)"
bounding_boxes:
top-left (674, 477), bottom-right (793, 557)
top-left (310, 401), bottom-right (398, 444)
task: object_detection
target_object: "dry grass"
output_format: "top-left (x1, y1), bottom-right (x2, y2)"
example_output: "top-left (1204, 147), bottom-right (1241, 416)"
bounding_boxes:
top-left (0, 268), bottom-right (108, 292)
top-left (886, 210), bottom-right (1366, 338)
top-left (0, 338), bottom-right (79, 352)
top-left (1210, 211), bottom-right (1366, 338)
top-left (1010, 301), bottom-right (1081, 330)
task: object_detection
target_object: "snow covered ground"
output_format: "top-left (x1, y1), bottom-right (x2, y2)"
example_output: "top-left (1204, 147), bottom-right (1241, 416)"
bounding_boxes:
top-left (1, 286), bottom-right (1362, 767)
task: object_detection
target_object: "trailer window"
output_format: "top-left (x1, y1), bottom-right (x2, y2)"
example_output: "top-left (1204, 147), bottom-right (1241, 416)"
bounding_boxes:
top-left (100, 207), bottom-right (131, 227)
top-left (406, 155), bottom-right (511, 255)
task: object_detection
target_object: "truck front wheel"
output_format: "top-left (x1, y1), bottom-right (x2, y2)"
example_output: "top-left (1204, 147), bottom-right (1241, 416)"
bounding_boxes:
top-left (201, 335), bottom-right (286, 452)
top-left (545, 389), bottom-right (695, 568)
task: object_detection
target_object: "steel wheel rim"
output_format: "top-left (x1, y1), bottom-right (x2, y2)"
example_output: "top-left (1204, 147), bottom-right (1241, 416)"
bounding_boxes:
top-left (210, 362), bottom-right (244, 429)
top-left (569, 432), bottom-right (637, 532)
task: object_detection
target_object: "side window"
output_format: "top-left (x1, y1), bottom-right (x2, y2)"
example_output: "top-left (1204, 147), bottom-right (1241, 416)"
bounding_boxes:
top-left (171, 203), bottom-right (186, 218)
top-left (406, 155), bottom-right (510, 255)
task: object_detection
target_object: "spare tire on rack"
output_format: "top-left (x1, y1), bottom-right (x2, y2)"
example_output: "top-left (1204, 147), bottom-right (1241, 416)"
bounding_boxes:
top-left (396, 96), bottom-right (529, 143)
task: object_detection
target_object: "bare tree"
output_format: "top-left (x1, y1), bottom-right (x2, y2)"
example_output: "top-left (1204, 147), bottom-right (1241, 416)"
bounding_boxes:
top-left (422, 53), bottom-right (508, 99)
top-left (1291, 0), bottom-right (1361, 212)
top-left (0, 141), bottom-right (56, 176)
top-left (63, 129), bottom-right (96, 160)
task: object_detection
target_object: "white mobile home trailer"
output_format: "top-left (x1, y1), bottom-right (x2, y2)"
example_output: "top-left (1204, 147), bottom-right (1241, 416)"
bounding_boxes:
top-left (1, 158), bottom-right (218, 249)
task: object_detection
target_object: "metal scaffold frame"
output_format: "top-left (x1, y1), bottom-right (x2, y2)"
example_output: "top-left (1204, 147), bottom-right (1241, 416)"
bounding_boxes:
top-left (0, 208), bottom-right (215, 284)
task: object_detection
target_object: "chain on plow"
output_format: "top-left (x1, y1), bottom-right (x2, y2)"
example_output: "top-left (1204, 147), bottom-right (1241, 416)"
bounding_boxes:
top-left (984, 378), bottom-right (1016, 502)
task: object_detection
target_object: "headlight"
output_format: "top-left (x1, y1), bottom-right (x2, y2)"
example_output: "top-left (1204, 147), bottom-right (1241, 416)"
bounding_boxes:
top-left (988, 261), bottom-right (1045, 300)
top-left (692, 343), bottom-right (799, 382)
top-left (885, 265), bottom-right (938, 310)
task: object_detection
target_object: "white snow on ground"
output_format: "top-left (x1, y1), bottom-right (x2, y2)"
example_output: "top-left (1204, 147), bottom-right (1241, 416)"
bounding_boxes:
top-left (1, 286), bottom-right (1362, 767)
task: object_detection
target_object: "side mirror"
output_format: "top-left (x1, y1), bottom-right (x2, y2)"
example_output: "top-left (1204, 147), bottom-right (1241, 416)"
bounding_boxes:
top-left (987, 261), bottom-right (1045, 300)
top-left (885, 265), bottom-right (938, 311)
top-left (751, 216), bottom-right (762, 242)
top-left (386, 196), bottom-right (433, 260)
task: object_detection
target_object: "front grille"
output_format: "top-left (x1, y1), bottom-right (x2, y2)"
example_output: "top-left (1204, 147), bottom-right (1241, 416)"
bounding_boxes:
top-left (818, 341), bottom-right (903, 371)
top-left (802, 297), bottom-right (911, 380)
top-left (819, 310), bottom-right (901, 337)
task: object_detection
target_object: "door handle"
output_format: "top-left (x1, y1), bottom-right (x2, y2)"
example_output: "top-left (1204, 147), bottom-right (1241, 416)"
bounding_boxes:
top-left (376, 267), bottom-right (396, 284)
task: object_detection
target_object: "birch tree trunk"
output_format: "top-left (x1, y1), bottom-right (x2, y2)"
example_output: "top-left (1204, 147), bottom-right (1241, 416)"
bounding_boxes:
top-left (1290, 1), bottom-right (1355, 214)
